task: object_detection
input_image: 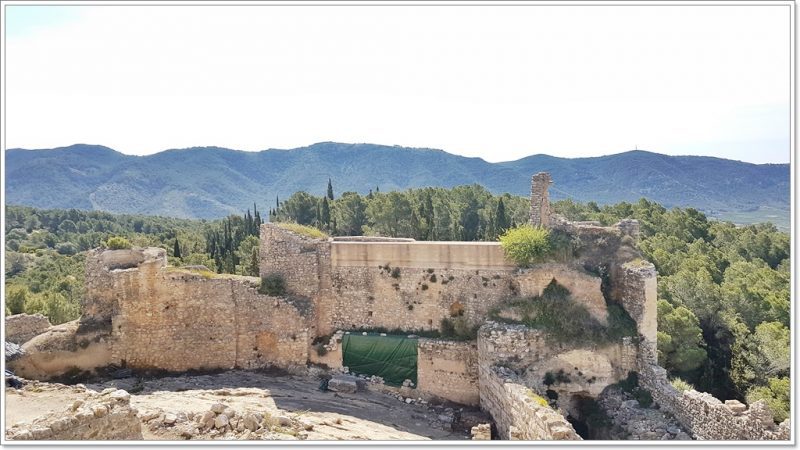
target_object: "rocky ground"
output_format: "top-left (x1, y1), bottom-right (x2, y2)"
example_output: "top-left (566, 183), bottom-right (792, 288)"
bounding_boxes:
top-left (5, 370), bottom-right (487, 441)
top-left (597, 385), bottom-right (692, 441)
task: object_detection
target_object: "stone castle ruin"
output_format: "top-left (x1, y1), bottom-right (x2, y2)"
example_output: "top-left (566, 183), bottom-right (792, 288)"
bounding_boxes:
top-left (5, 173), bottom-right (790, 441)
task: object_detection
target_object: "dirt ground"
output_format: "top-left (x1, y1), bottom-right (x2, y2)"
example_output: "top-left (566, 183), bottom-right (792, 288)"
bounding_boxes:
top-left (5, 370), bottom-right (481, 441)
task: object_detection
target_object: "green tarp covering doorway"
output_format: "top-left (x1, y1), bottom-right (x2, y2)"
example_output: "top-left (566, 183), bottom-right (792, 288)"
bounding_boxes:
top-left (341, 333), bottom-right (418, 386)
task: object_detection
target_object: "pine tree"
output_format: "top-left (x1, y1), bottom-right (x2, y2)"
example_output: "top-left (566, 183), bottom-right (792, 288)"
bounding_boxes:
top-left (327, 178), bottom-right (334, 201)
top-left (173, 238), bottom-right (182, 259)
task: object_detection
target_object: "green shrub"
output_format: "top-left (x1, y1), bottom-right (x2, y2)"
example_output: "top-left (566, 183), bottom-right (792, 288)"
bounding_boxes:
top-left (55, 242), bottom-right (78, 255)
top-left (606, 303), bottom-right (638, 339)
top-left (105, 236), bottom-right (132, 250)
top-left (274, 222), bottom-right (328, 239)
top-left (259, 273), bottom-right (287, 296)
top-left (5, 285), bottom-right (27, 315)
top-left (499, 225), bottom-right (552, 267)
top-left (746, 377), bottom-right (789, 423)
top-left (439, 316), bottom-right (478, 341)
top-left (526, 390), bottom-right (550, 408)
top-left (391, 267), bottom-right (401, 278)
top-left (670, 377), bottom-right (694, 392)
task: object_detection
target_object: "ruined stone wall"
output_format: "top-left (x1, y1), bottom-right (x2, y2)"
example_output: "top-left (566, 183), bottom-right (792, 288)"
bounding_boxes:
top-left (326, 265), bottom-right (516, 332)
top-left (530, 172), bottom-right (552, 227)
top-left (5, 387), bottom-right (142, 440)
top-left (478, 364), bottom-right (580, 440)
top-left (109, 267), bottom-right (311, 372)
top-left (477, 322), bottom-right (637, 404)
top-left (515, 263), bottom-right (608, 324)
top-left (259, 224), bottom-right (330, 298)
top-left (5, 313), bottom-right (51, 345)
top-left (610, 261), bottom-right (658, 350)
top-left (417, 339), bottom-right (479, 406)
top-left (637, 346), bottom-right (790, 441)
top-left (83, 248), bottom-right (167, 327)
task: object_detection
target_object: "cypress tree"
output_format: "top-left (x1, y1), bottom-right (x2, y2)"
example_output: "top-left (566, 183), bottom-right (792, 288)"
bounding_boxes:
top-left (173, 238), bottom-right (182, 258)
top-left (496, 198), bottom-right (510, 234)
top-left (327, 178), bottom-right (335, 201)
top-left (321, 197), bottom-right (331, 230)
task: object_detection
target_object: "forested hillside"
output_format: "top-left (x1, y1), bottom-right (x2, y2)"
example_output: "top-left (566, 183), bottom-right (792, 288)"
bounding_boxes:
top-left (5, 143), bottom-right (789, 228)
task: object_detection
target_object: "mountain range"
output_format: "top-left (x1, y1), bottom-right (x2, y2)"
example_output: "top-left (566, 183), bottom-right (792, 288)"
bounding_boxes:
top-left (4, 142), bottom-right (790, 228)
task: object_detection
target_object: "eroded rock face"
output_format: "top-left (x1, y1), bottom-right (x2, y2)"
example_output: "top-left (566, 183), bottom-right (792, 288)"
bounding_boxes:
top-left (6, 319), bottom-right (112, 381)
top-left (5, 313), bottom-right (52, 345)
top-left (5, 386), bottom-right (142, 441)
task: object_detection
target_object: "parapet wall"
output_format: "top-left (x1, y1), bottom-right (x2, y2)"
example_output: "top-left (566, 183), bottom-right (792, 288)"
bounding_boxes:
top-left (330, 241), bottom-right (515, 270)
top-left (417, 339), bottom-right (479, 406)
top-left (479, 364), bottom-right (580, 440)
top-left (637, 346), bottom-right (790, 440)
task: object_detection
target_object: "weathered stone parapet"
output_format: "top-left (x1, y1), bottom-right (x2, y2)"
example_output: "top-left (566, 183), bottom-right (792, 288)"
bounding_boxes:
top-left (5, 387), bottom-right (142, 440)
top-left (478, 364), bottom-right (580, 440)
top-left (5, 313), bottom-right (51, 345)
top-left (259, 223), bottom-right (331, 298)
top-left (615, 219), bottom-right (641, 242)
top-left (417, 339), bottom-right (479, 406)
top-left (83, 247), bottom-right (167, 326)
top-left (637, 346), bottom-right (790, 440)
top-left (610, 261), bottom-right (657, 351)
top-left (530, 172), bottom-right (553, 227)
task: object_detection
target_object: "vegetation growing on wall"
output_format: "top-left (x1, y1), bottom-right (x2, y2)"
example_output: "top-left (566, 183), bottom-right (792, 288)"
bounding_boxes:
top-left (105, 236), bottom-right (132, 250)
top-left (258, 273), bottom-right (287, 296)
top-left (550, 198), bottom-right (790, 404)
top-left (498, 225), bottom-right (552, 267)
top-left (273, 222), bottom-right (328, 239)
top-left (489, 280), bottom-right (637, 345)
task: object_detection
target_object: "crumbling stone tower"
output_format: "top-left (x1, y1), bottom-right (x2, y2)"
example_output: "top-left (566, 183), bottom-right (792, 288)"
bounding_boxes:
top-left (530, 172), bottom-right (553, 227)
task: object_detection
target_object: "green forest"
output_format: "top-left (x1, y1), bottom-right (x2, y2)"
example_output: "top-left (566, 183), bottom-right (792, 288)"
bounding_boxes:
top-left (4, 182), bottom-right (790, 421)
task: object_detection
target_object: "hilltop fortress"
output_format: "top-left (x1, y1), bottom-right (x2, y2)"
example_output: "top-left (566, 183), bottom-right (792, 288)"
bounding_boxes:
top-left (6, 173), bottom-right (790, 441)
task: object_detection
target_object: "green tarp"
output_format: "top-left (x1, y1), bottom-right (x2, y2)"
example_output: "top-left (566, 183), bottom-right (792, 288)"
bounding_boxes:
top-left (341, 333), bottom-right (418, 386)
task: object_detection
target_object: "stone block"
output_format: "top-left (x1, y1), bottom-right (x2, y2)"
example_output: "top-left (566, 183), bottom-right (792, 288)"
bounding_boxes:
top-left (328, 375), bottom-right (361, 393)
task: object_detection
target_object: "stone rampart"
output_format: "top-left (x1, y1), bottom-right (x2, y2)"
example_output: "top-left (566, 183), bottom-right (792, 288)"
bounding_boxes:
top-left (478, 364), bottom-right (580, 440)
top-left (417, 339), bottom-right (479, 406)
top-left (637, 346), bottom-right (790, 440)
top-left (5, 313), bottom-right (52, 345)
top-left (259, 224), bottom-right (331, 298)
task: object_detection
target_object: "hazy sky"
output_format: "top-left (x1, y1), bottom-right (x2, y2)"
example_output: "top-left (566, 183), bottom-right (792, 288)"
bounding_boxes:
top-left (4, 3), bottom-right (792, 163)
